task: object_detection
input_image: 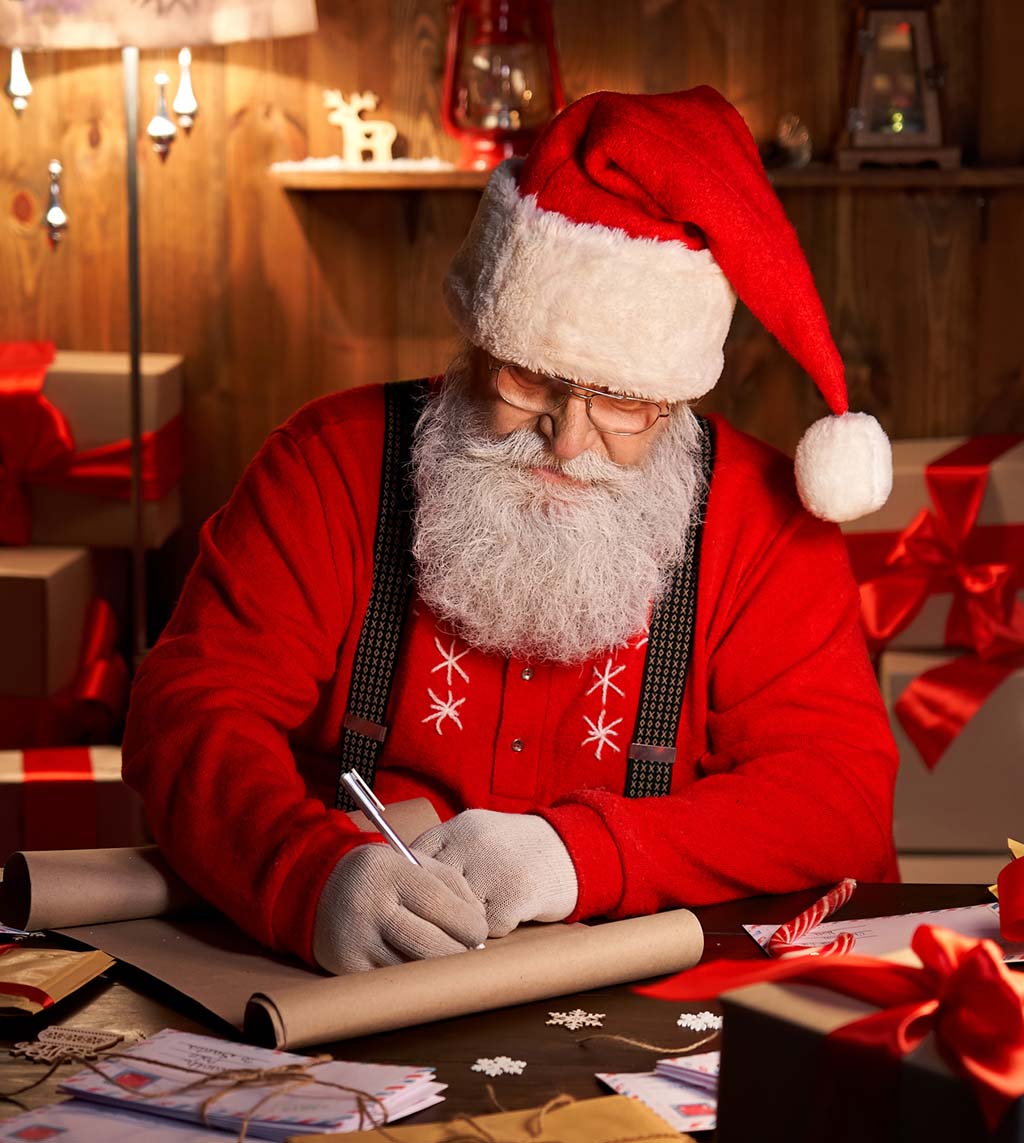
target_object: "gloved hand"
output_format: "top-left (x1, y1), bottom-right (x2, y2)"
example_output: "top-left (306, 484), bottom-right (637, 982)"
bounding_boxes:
top-left (312, 843), bottom-right (488, 974)
top-left (413, 810), bottom-right (578, 938)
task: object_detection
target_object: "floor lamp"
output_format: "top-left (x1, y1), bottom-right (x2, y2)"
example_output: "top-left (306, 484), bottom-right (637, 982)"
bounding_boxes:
top-left (1, 1), bottom-right (317, 666)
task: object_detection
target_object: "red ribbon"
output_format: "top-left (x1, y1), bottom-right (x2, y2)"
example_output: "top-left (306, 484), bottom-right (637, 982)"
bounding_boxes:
top-left (845, 435), bottom-right (1024, 770)
top-left (0, 599), bottom-right (129, 751)
top-left (0, 943), bottom-right (55, 1010)
top-left (0, 339), bottom-right (183, 545)
top-left (999, 859), bottom-right (1024, 943)
top-left (637, 924), bottom-right (1024, 1131)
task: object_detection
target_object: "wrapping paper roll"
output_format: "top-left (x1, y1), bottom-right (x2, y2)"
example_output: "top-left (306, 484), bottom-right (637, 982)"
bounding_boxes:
top-left (244, 908), bottom-right (704, 1049)
top-left (0, 798), bottom-right (440, 931)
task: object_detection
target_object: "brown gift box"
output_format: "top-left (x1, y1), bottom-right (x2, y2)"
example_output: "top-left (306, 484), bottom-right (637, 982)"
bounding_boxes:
top-left (842, 437), bottom-right (1024, 652)
top-left (0, 746), bottom-right (148, 865)
top-left (881, 650), bottom-right (1024, 853)
top-left (30, 350), bottom-right (184, 548)
top-left (716, 971), bottom-right (1023, 1143)
top-left (0, 547), bottom-right (93, 696)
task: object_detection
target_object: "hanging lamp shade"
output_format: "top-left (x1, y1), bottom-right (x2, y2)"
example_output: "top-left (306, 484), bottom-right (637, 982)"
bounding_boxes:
top-left (0, 0), bottom-right (316, 49)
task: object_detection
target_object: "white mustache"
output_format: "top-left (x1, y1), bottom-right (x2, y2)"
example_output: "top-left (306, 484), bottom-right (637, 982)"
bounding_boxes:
top-left (461, 427), bottom-right (631, 487)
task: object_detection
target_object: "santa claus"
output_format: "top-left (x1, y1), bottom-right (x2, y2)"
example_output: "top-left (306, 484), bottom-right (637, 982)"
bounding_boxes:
top-left (123, 86), bottom-right (897, 974)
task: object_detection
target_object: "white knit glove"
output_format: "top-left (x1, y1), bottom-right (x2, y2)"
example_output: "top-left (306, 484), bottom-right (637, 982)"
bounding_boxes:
top-left (312, 843), bottom-right (488, 975)
top-left (412, 810), bottom-right (578, 938)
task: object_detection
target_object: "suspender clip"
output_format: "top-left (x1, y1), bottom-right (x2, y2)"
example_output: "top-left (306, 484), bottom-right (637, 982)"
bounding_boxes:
top-left (343, 712), bottom-right (388, 743)
top-left (628, 743), bottom-right (677, 764)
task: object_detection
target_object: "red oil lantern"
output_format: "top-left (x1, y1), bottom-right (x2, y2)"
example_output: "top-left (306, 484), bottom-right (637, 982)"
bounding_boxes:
top-left (441, 0), bottom-right (566, 171)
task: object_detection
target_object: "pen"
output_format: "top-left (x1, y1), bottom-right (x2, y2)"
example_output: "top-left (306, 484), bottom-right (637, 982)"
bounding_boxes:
top-left (340, 768), bottom-right (421, 865)
top-left (339, 768), bottom-right (486, 950)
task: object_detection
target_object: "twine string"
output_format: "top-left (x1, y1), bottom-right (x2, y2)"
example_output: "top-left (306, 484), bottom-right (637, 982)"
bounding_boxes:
top-left (576, 1030), bottom-right (718, 1054)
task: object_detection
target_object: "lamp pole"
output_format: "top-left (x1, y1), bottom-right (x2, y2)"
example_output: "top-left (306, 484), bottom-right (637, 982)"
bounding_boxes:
top-left (122, 44), bottom-right (147, 667)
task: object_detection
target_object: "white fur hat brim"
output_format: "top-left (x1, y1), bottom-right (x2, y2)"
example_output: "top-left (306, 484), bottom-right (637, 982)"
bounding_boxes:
top-left (443, 159), bottom-right (737, 402)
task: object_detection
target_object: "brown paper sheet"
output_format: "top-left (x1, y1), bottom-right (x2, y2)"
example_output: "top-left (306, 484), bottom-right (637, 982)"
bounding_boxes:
top-left (0, 798), bottom-right (440, 932)
top-left (288, 1094), bottom-right (689, 1143)
top-left (58, 906), bottom-right (702, 1050)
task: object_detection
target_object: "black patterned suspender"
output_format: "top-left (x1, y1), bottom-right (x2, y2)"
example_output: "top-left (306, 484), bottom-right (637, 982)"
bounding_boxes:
top-left (335, 380), bottom-right (427, 811)
top-left (335, 389), bottom-right (715, 808)
top-left (624, 415), bottom-right (716, 798)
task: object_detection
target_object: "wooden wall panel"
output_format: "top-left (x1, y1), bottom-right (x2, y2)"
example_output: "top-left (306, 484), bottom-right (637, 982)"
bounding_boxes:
top-left (1, 0), bottom-right (1022, 609)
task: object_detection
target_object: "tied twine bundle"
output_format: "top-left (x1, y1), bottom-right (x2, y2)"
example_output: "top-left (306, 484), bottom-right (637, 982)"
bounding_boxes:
top-left (2, 1045), bottom-right (390, 1142)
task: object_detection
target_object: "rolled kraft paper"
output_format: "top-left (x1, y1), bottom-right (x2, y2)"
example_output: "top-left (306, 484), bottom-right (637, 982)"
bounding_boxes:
top-left (0, 798), bottom-right (440, 932)
top-left (244, 907), bottom-right (704, 1049)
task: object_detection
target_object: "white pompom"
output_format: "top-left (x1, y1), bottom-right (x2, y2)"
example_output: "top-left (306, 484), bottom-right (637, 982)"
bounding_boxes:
top-left (794, 412), bottom-right (892, 523)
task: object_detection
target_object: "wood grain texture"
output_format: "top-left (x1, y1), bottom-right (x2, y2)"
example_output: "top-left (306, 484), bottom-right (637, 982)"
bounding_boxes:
top-left (0, 0), bottom-right (1020, 610)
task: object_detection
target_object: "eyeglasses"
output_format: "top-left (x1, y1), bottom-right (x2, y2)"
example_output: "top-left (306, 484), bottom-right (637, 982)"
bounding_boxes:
top-left (490, 361), bottom-right (669, 437)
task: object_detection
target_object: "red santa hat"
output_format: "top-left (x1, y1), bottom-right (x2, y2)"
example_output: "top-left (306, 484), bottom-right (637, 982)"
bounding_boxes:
top-left (444, 86), bottom-right (891, 523)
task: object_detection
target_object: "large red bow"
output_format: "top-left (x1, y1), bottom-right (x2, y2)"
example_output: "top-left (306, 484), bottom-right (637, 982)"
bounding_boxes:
top-left (0, 340), bottom-right (183, 545)
top-left (857, 436), bottom-right (1024, 660)
top-left (638, 924), bottom-right (1024, 1131)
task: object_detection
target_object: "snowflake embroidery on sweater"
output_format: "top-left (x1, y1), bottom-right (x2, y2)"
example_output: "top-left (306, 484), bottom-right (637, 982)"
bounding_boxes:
top-left (471, 1056), bottom-right (527, 1077)
top-left (422, 688), bottom-right (465, 735)
top-left (431, 636), bottom-right (470, 686)
top-left (677, 1010), bottom-right (723, 1032)
top-left (587, 657), bottom-right (626, 704)
top-left (546, 1009), bottom-right (605, 1030)
top-left (582, 710), bottom-right (622, 760)
top-left (633, 620), bottom-right (650, 650)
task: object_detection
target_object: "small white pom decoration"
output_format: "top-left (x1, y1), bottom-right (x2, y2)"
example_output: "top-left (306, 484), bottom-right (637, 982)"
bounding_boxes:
top-left (794, 412), bottom-right (892, 523)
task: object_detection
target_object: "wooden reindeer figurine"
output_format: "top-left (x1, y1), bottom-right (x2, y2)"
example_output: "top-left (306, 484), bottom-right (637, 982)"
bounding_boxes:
top-left (323, 90), bottom-right (397, 164)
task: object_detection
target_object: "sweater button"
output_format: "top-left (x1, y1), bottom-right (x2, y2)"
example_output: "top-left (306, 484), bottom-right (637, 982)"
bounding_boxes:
top-left (521, 667), bottom-right (533, 681)
top-left (511, 738), bottom-right (524, 752)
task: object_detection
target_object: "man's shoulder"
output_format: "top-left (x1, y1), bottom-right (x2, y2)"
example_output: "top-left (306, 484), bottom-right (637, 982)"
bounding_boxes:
top-left (704, 413), bottom-right (802, 516)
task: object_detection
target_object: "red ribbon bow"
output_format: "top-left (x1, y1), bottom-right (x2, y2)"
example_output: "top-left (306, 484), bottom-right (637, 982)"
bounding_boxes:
top-left (0, 339), bottom-right (184, 545)
top-left (638, 924), bottom-right (1024, 1131)
top-left (858, 436), bottom-right (1024, 661)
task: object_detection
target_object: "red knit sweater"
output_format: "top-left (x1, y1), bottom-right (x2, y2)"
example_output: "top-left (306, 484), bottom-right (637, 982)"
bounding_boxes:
top-left (122, 383), bottom-right (898, 965)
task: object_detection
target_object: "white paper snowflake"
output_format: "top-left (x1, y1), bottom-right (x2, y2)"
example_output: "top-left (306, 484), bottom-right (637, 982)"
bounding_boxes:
top-left (676, 1010), bottom-right (723, 1032)
top-left (471, 1055), bottom-right (527, 1077)
top-left (546, 1009), bottom-right (605, 1031)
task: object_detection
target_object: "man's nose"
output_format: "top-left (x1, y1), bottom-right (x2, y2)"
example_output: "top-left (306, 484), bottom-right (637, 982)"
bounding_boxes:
top-left (540, 393), bottom-right (601, 461)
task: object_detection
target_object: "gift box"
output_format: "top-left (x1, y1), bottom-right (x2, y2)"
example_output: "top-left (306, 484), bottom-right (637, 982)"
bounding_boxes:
top-left (882, 650), bottom-right (1024, 852)
top-left (714, 959), bottom-right (1023, 1143)
top-left (0, 746), bottom-right (148, 864)
top-left (0, 546), bottom-right (93, 697)
top-left (1, 344), bottom-right (184, 549)
top-left (842, 436), bottom-right (1024, 655)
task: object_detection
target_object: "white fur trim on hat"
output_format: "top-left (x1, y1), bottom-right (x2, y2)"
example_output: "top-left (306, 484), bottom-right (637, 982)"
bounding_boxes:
top-left (443, 159), bottom-right (737, 402)
top-left (794, 412), bottom-right (892, 523)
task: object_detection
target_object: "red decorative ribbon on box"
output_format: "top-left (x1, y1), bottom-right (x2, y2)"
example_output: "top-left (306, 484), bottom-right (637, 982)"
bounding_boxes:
top-left (845, 434), bottom-right (1024, 769)
top-left (0, 340), bottom-right (183, 545)
top-left (0, 598), bottom-right (128, 751)
top-left (637, 924), bottom-right (1024, 1132)
top-left (999, 857), bottom-right (1024, 943)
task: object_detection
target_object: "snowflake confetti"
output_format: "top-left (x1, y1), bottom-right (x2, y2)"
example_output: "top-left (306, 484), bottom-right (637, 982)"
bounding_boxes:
top-left (471, 1055), bottom-right (527, 1077)
top-left (546, 1009), bottom-right (605, 1031)
top-left (422, 687), bottom-right (466, 735)
top-left (676, 1010), bottom-right (723, 1032)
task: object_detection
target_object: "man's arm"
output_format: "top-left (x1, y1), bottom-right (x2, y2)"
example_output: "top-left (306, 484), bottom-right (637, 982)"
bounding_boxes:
top-left (538, 508), bottom-right (899, 921)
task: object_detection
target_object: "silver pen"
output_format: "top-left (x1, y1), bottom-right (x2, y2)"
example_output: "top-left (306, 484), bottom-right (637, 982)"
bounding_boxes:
top-left (340, 768), bottom-right (421, 865)
top-left (339, 768), bottom-right (486, 950)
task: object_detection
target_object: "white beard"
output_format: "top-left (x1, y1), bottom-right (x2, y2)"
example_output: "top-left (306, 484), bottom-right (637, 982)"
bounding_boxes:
top-left (410, 362), bottom-right (706, 663)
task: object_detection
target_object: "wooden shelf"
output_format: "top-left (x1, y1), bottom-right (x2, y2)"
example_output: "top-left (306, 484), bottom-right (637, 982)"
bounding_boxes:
top-left (271, 163), bottom-right (1024, 193)
top-left (270, 167), bottom-right (489, 191)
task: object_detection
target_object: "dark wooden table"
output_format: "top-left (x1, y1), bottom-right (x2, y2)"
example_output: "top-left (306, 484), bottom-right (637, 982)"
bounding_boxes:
top-left (0, 883), bottom-right (992, 1127)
